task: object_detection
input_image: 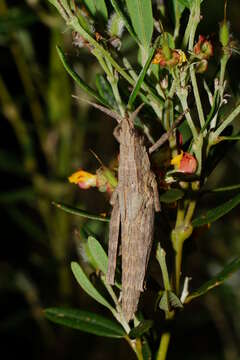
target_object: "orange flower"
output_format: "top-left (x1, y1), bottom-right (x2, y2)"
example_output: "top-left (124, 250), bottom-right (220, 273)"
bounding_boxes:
top-left (68, 170), bottom-right (97, 189)
top-left (171, 151), bottom-right (197, 174)
top-left (194, 35), bottom-right (213, 59)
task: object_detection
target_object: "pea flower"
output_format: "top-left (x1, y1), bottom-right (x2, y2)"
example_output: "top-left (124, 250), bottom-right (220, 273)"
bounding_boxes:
top-left (171, 151), bottom-right (197, 174)
top-left (68, 170), bottom-right (97, 189)
top-left (68, 166), bottom-right (117, 195)
top-left (193, 35), bottom-right (213, 73)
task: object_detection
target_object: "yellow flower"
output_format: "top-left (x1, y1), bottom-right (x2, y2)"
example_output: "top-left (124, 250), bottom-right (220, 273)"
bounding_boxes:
top-left (171, 151), bottom-right (184, 168)
top-left (68, 170), bottom-right (97, 189)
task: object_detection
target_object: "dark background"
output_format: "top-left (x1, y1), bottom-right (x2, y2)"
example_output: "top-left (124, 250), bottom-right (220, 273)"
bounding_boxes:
top-left (1, 1), bottom-right (240, 359)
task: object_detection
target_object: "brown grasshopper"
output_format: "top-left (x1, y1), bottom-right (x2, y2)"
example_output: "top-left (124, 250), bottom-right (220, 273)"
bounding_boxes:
top-left (107, 106), bottom-right (161, 322)
top-left (73, 97), bottom-right (160, 321)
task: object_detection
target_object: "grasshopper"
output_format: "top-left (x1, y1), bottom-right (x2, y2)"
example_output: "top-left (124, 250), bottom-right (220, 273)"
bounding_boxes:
top-left (107, 106), bottom-right (161, 322)
top-left (73, 98), bottom-right (161, 321)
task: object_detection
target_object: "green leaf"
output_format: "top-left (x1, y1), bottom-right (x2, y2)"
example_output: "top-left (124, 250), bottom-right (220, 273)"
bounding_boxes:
top-left (71, 262), bottom-right (114, 311)
top-left (52, 202), bottom-right (110, 222)
top-left (185, 257), bottom-right (240, 303)
top-left (96, 74), bottom-right (117, 108)
top-left (171, 0), bottom-right (186, 27)
top-left (109, 0), bottom-right (139, 43)
top-left (160, 189), bottom-right (184, 203)
top-left (88, 236), bottom-right (108, 274)
top-left (220, 135), bottom-right (240, 140)
top-left (56, 46), bottom-right (109, 107)
top-left (177, 0), bottom-right (203, 9)
top-left (126, 0), bottom-right (153, 49)
top-left (209, 184), bottom-right (240, 193)
top-left (168, 291), bottom-right (183, 309)
top-left (192, 192), bottom-right (240, 227)
top-left (45, 308), bottom-right (125, 338)
top-left (128, 38), bottom-right (159, 108)
top-left (83, 0), bottom-right (108, 20)
top-left (176, 0), bottom-right (192, 8)
top-left (129, 320), bottom-right (153, 339)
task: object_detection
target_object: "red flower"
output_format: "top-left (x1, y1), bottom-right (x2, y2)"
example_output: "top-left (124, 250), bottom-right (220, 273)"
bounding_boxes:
top-left (171, 151), bottom-right (197, 174)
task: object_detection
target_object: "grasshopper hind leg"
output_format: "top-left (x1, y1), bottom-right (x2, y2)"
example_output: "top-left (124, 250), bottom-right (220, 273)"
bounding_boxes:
top-left (106, 190), bottom-right (120, 285)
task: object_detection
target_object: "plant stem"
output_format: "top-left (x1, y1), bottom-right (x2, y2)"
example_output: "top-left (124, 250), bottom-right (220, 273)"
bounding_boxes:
top-left (190, 67), bottom-right (205, 128)
top-left (156, 332), bottom-right (171, 360)
top-left (182, 0), bottom-right (200, 49)
top-left (219, 54), bottom-right (229, 89)
top-left (156, 245), bottom-right (171, 291)
top-left (178, 92), bottom-right (198, 139)
top-left (176, 201), bottom-right (185, 227)
top-left (184, 200), bottom-right (197, 225)
top-left (175, 239), bottom-right (184, 295)
top-left (187, 0), bottom-right (205, 129)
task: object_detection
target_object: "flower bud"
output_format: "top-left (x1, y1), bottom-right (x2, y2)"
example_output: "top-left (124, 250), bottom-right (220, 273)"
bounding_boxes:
top-left (219, 20), bottom-right (230, 47)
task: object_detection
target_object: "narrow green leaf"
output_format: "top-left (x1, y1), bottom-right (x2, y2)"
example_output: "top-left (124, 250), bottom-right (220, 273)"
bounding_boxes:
top-left (88, 236), bottom-right (108, 274)
top-left (192, 192), bottom-right (240, 227)
top-left (83, 0), bottom-right (108, 21)
top-left (185, 257), bottom-right (240, 303)
top-left (126, 0), bottom-right (153, 48)
top-left (109, 0), bottom-right (139, 43)
top-left (45, 308), bottom-right (125, 338)
top-left (221, 135), bottom-right (240, 140)
top-left (209, 184), bottom-right (240, 193)
top-left (171, 0), bottom-right (185, 27)
top-left (128, 40), bottom-right (158, 108)
top-left (96, 74), bottom-right (117, 108)
top-left (97, 0), bottom-right (108, 21)
top-left (160, 189), bottom-right (184, 203)
top-left (56, 46), bottom-right (109, 107)
top-left (52, 202), bottom-right (110, 222)
top-left (177, 0), bottom-right (204, 9)
top-left (176, 0), bottom-right (191, 8)
top-left (129, 320), bottom-right (153, 339)
top-left (71, 262), bottom-right (114, 311)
